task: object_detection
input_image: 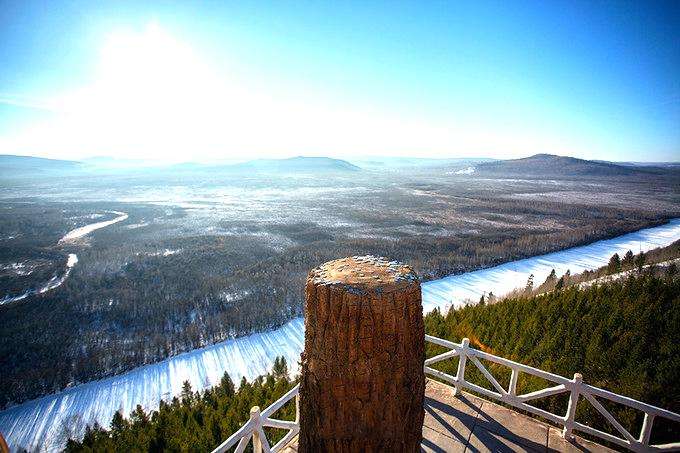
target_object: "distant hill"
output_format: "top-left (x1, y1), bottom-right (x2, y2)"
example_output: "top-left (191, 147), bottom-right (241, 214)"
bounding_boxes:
top-left (230, 156), bottom-right (360, 173)
top-left (347, 157), bottom-right (495, 169)
top-left (594, 160), bottom-right (680, 169)
top-left (475, 154), bottom-right (671, 177)
top-left (0, 155), bottom-right (83, 174)
top-left (81, 156), bottom-right (169, 170)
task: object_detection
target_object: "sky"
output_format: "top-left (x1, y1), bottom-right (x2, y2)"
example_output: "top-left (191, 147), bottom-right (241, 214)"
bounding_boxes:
top-left (0, 0), bottom-right (678, 163)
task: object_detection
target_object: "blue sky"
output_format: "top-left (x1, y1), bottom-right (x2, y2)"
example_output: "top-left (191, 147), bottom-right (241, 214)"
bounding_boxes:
top-left (0, 0), bottom-right (678, 162)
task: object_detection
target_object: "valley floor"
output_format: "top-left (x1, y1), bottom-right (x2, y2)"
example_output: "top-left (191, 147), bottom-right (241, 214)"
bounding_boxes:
top-left (2, 219), bottom-right (679, 452)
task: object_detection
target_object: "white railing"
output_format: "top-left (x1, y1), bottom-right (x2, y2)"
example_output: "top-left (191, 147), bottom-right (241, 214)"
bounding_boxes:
top-left (213, 335), bottom-right (680, 453)
top-left (212, 384), bottom-right (300, 453)
top-left (425, 335), bottom-right (680, 452)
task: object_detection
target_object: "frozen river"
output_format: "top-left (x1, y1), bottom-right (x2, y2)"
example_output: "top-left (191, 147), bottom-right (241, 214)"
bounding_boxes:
top-left (1, 211), bottom-right (127, 305)
top-left (58, 211), bottom-right (129, 242)
top-left (2, 219), bottom-right (679, 452)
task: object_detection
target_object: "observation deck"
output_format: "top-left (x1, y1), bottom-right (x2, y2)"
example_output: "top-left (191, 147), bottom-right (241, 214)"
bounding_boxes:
top-left (213, 335), bottom-right (680, 453)
top-left (281, 379), bottom-right (614, 452)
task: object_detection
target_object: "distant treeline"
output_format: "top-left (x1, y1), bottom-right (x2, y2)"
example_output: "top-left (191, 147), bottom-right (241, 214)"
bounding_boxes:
top-left (63, 273), bottom-right (679, 451)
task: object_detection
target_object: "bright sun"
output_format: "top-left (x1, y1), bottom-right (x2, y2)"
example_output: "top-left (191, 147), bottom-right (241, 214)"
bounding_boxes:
top-left (2, 23), bottom-right (579, 161)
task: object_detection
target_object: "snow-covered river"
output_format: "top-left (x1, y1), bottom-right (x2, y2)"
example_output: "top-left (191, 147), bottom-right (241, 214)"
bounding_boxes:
top-left (0, 254), bottom-right (78, 305)
top-left (2, 219), bottom-right (679, 452)
top-left (58, 211), bottom-right (129, 243)
top-left (1, 211), bottom-right (128, 305)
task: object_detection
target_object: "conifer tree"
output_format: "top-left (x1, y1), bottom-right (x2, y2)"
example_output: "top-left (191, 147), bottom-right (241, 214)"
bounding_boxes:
top-left (218, 372), bottom-right (235, 398)
top-left (524, 274), bottom-right (534, 294)
top-left (635, 252), bottom-right (646, 273)
top-left (622, 250), bottom-right (634, 269)
top-left (608, 252), bottom-right (622, 274)
top-left (273, 357), bottom-right (288, 379)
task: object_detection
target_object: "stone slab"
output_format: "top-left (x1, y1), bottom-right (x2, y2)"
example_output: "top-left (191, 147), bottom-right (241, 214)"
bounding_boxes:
top-left (467, 424), bottom-right (546, 452)
top-left (424, 380), bottom-right (484, 444)
top-left (547, 427), bottom-right (618, 453)
top-left (473, 398), bottom-right (550, 451)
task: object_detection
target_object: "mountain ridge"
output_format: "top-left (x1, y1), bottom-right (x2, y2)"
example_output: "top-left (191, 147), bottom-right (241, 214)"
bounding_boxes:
top-left (0, 154), bottom-right (83, 172)
top-left (475, 153), bottom-right (674, 177)
top-left (230, 156), bottom-right (360, 172)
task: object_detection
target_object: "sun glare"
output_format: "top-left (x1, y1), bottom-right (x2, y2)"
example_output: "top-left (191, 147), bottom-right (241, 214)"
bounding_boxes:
top-left (1, 23), bottom-right (591, 161)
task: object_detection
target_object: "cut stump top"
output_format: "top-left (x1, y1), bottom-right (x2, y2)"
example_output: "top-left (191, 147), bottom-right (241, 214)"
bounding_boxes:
top-left (308, 255), bottom-right (419, 295)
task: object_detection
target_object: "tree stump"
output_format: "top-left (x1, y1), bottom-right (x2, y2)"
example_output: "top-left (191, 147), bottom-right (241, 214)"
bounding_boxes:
top-left (299, 255), bottom-right (425, 453)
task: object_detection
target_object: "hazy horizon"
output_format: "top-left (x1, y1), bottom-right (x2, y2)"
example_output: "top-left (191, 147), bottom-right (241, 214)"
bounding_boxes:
top-left (3, 152), bottom-right (680, 166)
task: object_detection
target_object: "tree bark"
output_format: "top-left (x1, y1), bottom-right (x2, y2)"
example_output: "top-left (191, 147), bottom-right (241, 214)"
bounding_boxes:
top-left (299, 255), bottom-right (424, 453)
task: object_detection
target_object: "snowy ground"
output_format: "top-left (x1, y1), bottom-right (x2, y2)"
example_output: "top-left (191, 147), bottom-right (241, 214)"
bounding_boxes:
top-left (1, 219), bottom-right (679, 452)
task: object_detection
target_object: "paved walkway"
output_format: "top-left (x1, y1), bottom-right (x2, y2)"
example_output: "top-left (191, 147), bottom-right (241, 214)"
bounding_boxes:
top-left (283, 379), bottom-right (616, 452)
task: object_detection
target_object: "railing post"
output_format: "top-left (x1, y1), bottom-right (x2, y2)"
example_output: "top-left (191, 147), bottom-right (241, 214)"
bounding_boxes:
top-left (250, 406), bottom-right (263, 453)
top-left (509, 367), bottom-right (519, 397)
top-left (563, 373), bottom-right (582, 440)
top-left (454, 338), bottom-right (470, 396)
top-left (295, 393), bottom-right (300, 424)
top-left (638, 413), bottom-right (654, 446)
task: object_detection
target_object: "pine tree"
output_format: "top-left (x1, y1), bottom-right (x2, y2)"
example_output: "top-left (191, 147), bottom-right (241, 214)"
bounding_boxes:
top-left (180, 381), bottom-right (193, 406)
top-left (546, 269), bottom-right (556, 282)
top-left (130, 404), bottom-right (149, 427)
top-left (110, 410), bottom-right (128, 433)
top-left (635, 252), bottom-right (646, 273)
top-left (273, 357), bottom-right (288, 379)
top-left (608, 253), bottom-right (622, 274)
top-left (218, 372), bottom-right (235, 398)
top-left (622, 250), bottom-right (634, 269)
top-left (524, 274), bottom-right (534, 294)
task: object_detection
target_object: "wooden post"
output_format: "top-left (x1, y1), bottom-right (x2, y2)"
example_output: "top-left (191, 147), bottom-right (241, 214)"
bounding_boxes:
top-left (453, 338), bottom-right (469, 396)
top-left (298, 255), bottom-right (425, 453)
top-left (250, 406), bottom-right (263, 453)
top-left (563, 373), bottom-right (583, 440)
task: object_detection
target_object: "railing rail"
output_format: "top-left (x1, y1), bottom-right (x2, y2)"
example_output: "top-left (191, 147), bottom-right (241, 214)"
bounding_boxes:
top-left (212, 335), bottom-right (680, 453)
top-left (424, 335), bottom-right (680, 453)
top-left (211, 384), bottom-right (300, 453)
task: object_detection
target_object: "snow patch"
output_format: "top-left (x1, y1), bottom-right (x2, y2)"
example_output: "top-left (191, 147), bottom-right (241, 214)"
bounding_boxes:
top-left (0, 262), bottom-right (34, 276)
top-left (448, 166), bottom-right (475, 175)
top-left (125, 222), bottom-right (149, 230)
top-left (149, 248), bottom-right (181, 257)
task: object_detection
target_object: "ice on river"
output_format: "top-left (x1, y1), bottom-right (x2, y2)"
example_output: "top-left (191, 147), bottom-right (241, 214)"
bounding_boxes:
top-left (0, 318), bottom-right (305, 452)
top-left (1, 219), bottom-right (679, 452)
top-left (59, 211), bottom-right (128, 242)
top-left (0, 254), bottom-right (78, 305)
top-left (2, 209), bottom-right (127, 305)
top-left (421, 218), bottom-right (680, 313)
